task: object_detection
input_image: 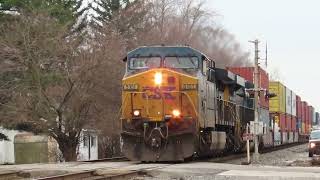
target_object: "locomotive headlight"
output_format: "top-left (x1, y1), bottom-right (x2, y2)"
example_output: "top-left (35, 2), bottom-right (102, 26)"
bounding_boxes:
top-left (154, 72), bottom-right (162, 85)
top-left (172, 109), bottom-right (181, 118)
top-left (133, 109), bottom-right (141, 117)
top-left (310, 142), bottom-right (316, 148)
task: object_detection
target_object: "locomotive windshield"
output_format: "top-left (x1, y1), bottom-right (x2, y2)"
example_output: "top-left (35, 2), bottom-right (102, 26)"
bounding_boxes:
top-left (129, 57), bottom-right (161, 69)
top-left (128, 56), bottom-right (199, 75)
top-left (164, 57), bottom-right (199, 69)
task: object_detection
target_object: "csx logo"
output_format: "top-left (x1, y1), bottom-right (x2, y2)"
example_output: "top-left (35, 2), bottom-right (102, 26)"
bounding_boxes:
top-left (142, 86), bottom-right (176, 100)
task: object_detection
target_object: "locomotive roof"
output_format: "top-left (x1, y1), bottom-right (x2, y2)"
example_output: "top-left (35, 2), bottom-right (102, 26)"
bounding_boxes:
top-left (126, 46), bottom-right (207, 59)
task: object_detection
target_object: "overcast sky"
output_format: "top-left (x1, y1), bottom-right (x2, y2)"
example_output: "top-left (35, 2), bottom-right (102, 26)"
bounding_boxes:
top-left (207, 0), bottom-right (320, 111)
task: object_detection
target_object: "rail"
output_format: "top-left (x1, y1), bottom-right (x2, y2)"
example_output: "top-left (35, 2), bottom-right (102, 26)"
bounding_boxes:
top-left (205, 142), bottom-right (307, 164)
top-left (0, 171), bottom-right (22, 179)
top-left (81, 156), bottom-right (128, 163)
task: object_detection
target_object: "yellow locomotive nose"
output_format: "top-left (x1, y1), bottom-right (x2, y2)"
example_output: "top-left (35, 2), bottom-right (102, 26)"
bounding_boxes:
top-left (122, 68), bottom-right (197, 122)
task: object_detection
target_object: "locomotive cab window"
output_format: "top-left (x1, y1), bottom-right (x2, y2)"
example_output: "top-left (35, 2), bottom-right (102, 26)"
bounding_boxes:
top-left (202, 58), bottom-right (207, 76)
top-left (129, 57), bottom-right (161, 70)
top-left (164, 57), bottom-right (199, 69)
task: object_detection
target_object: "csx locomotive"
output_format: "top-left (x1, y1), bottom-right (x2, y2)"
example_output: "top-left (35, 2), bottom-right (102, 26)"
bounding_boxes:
top-left (121, 46), bottom-right (254, 162)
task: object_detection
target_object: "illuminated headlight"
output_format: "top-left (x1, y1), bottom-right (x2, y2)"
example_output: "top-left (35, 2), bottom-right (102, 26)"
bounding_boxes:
top-left (133, 109), bottom-right (141, 117)
top-left (172, 109), bottom-right (181, 118)
top-left (310, 143), bottom-right (316, 148)
top-left (123, 84), bottom-right (138, 91)
top-left (182, 84), bottom-right (198, 90)
top-left (154, 72), bottom-right (162, 85)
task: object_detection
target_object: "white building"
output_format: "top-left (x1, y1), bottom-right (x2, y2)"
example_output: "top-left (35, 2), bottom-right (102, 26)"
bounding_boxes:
top-left (0, 127), bottom-right (23, 164)
top-left (77, 129), bottom-right (98, 161)
top-left (1, 127), bottom-right (98, 164)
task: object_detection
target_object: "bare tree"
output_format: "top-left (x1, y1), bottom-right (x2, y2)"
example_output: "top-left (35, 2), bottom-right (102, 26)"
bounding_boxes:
top-left (0, 0), bottom-right (252, 160)
top-left (0, 13), bottom-right (101, 161)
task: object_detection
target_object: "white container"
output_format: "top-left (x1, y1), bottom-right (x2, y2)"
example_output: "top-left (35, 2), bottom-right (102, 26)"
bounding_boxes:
top-left (282, 132), bottom-right (288, 144)
top-left (288, 132), bottom-right (294, 143)
top-left (285, 87), bottom-right (292, 115)
top-left (294, 132), bottom-right (299, 142)
top-left (262, 132), bottom-right (273, 147)
top-left (274, 131), bottom-right (281, 146)
top-left (259, 107), bottom-right (270, 128)
top-left (292, 92), bottom-right (297, 116)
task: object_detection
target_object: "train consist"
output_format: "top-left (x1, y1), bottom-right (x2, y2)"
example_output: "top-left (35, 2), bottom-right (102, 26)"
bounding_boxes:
top-left (120, 46), bottom-right (318, 162)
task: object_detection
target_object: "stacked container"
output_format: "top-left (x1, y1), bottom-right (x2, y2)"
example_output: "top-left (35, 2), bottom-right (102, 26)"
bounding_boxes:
top-left (291, 92), bottom-right (297, 131)
top-left (311, 107), bottom-right (315, 126)
top-left (285, 87), bottom-right (293, 142)
top-left (296, 96), bottom-right (302, 133)
top-left (306, 105), bottom-right (311, 134)
top-left (310, 106), bottom-right (315, 129)
top-left (269, 81), bottom-right (286, 144)
top-left (301, 102), bottom-right (307, 134)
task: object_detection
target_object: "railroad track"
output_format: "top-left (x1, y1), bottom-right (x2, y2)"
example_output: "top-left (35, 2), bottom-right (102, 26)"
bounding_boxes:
top-left (260, 142), bottom-right (306, 154)
top-left (0, 170), bottom-right (31, 180)
top-left (0, 167), bottom-right (145, 180)
top-left (0, 157), bottom-right (130, 180)
top-left (82, 156), bottom-right (129, 163)
top-left (35, 170), bottom-right (143, 180)
top-left (0, 143), bottom-right (306, 179)
top-left (204, 142), bottom-right (307, 164)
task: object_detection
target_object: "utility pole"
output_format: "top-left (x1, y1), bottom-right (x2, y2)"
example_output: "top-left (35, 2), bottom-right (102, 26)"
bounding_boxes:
top-left (249, 39), bottom-right (260, 161)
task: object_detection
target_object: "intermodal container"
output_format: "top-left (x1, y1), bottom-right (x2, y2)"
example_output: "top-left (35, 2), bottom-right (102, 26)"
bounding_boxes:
top-left (292, 92), bottom-right (297, 116)
top-left (271, 113), bottom-right (286, 131)
top-left (259, 107), bottom-right (270, 127)
top-left (302, 122), bottom-right (306, 134)
top-left (307, 106), bottom-right (312, 134)
top-left (302, 101), bottom-right (307, 124)
top-left (285, 88), bottom-right (292, 115)
top-left (227, 67), bottom-right (269, 108)
top-left (309, 106), bottom-right (313, 126)
top-left (269, 82), bottom-right (286, 113)
top-left (311, 107), bottom-right (315, 125)
top-left (292, 116), bottom-right (297, 132)
top-left (282, 132), bottom-right (288, 144)
top-left (288, 132), bottom-right (294, 143)
top-left (286, 114), bottom-right (292, 132)
top-left (296, 96), bottom-right (302, 120)
top-left (305, 105), bottom-right (309, 133)
top-left (298, 119), bottom-right (302, 133)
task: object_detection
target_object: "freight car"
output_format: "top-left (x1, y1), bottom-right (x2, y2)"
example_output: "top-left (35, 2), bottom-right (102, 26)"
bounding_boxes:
top-left (120, 45), bottom-right (313, 162)
top-left (120, 46), bottom-right (255, 162)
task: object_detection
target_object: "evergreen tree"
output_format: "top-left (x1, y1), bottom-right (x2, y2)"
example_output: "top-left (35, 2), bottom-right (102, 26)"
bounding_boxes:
top-left (91, 0), bottom-right (137, 31)
top-left (0, 0), bottom-right (76, 24)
